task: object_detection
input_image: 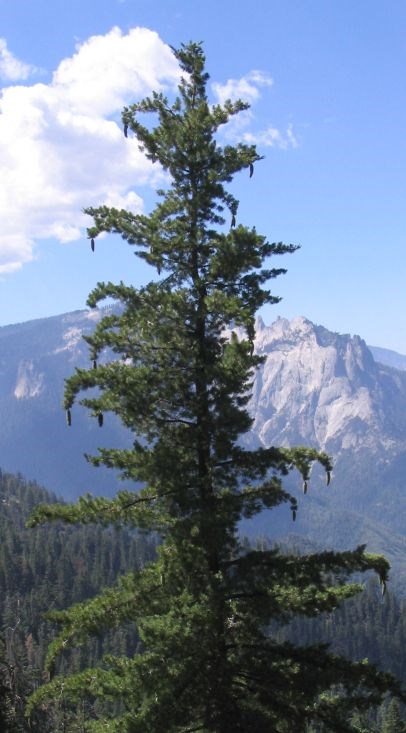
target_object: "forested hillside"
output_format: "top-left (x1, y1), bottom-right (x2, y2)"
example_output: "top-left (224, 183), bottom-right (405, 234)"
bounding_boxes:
top-left (0, 472), bottom-right (154, 730)
top-left (0, 472), bottom-right (404, 730)
top-left (280, 580), bottom-right (406, 683)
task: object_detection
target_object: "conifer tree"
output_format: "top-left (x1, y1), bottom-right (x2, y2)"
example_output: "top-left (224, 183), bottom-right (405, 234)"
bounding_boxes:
top-left (0, 637), bottom-right (16, 732)
top-left (381, 699), bottom-right (406, 733)
top-left (27, 43), bottom-right (405, 732)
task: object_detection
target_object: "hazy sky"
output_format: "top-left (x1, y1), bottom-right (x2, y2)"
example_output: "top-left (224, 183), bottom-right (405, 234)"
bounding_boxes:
top-left (1, 1), bottom-right (405, 351)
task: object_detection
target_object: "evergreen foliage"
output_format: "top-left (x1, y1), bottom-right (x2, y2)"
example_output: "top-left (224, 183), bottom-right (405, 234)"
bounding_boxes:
top-left (27, 43), bottom-right (405, 731)
top-left (381, 698), bottom-right (406, 733)
top-left (276, 576), bottom-right (406, 684)
top-left (0, 471), bottom-right (150, 730)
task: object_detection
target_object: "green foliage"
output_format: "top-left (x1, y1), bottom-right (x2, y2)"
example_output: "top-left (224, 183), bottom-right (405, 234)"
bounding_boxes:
top-left (276, 576), bottom-right (406, 684)
top-left (27, 42), bottom-right (405, 731)
top-left (381, 698), bottom-right (406, 733)
top-left (0, 471), bottom-right (151, 730)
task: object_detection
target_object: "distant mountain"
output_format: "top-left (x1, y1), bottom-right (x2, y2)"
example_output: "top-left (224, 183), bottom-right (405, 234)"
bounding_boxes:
top-left (1, 309), bottom-right (406, 588)
top-left (368, 344), bottom-right (406, 371)
top-left (249, 316), bottom-right (406, 451)
top-left (0, 308), bottom-right (132, 499)
top-left (239, 316), bottom-right (406, 589)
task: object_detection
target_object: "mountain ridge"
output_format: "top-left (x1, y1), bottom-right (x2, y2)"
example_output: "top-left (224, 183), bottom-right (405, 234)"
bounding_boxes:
top-left (1, 308), bottom-right (406, 588)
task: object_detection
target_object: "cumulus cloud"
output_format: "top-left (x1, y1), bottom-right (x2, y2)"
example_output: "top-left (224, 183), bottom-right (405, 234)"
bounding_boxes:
top-left (212, 70), bottom-right (273, 106)
top-left (0, 27), bottom-right (180, 274)
top-left (212, 70), bottom-right (297, 151)
top-left (0, 38), bottom-right (36, 81)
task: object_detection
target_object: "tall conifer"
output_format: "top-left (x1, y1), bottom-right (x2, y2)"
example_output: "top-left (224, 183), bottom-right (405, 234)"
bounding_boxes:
top-left (28, 43), bottom-right (404, 731)
top-left (381, 699), bottom-right (406, 733)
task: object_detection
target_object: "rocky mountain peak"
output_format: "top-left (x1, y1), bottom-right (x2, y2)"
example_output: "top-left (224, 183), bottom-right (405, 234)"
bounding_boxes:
top-left (249, 316), bottom-right (405, 453)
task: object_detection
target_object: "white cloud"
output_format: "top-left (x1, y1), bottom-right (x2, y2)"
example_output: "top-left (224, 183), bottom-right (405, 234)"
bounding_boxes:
top-left (212, 70), bottom-right (273, 106)
top-left (0, 38), bottom-right (36, 81)
top-left (243, 123), bottom-right (298, 149)
top-left (212, 70), bottom-right (297, 150)
top-left (0, 27), bottom-right (180, 274)
top-left (53, 26), bottom-right (178, 116)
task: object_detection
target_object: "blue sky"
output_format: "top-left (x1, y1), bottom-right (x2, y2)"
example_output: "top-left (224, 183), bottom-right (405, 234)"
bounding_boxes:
top-left (0, 1), bottom-right (405, 351)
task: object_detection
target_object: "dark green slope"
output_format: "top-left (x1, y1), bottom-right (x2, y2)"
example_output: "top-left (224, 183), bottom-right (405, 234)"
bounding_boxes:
top-left (0, 471), bottom-right (404, 729)
top-left (0, 471), bottom-right (153, 730)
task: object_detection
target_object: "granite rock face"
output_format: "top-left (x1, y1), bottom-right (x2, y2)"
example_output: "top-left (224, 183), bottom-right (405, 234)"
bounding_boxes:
top-left (249, 316), bottom-right (406, 455)
top-left (226, 316), bottom-right (406, 585)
